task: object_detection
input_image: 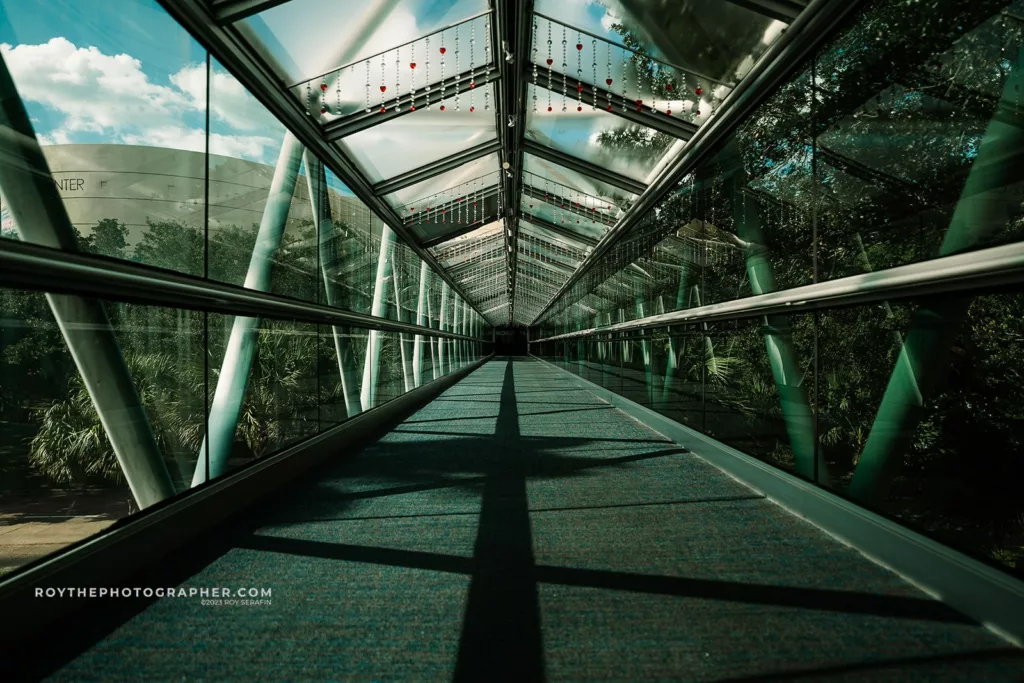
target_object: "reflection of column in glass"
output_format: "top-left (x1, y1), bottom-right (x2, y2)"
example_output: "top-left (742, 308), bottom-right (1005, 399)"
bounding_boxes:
top-left (438, 281), bottom-right (449, 372)
top-left (428, 287), bottom-right (439, 379)
top-left (361, 226), bottom-right (396, 410)
top-left (735, 194), bottom-right (822, 483)
top-left (618, 307), bottom-right (629, 362)
top-left (636, 298), bottom-right (653, 402)
top-left (452, 294), bottom-right (462, 368)
top-left (413, 261), bottom-right (430, 387)
top-left (0, 55), bottom-right (176, 507)
top-left (391, 257), bottom-right (413, 392)
top-left (850, 47), bottom-right (1024, 503)
top-left (303, 152), bottom-right (360, 418)
top-left (660, 262), bottom-right (691, 408)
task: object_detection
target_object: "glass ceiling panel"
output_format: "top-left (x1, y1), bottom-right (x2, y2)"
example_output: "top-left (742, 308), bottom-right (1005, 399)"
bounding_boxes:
top-left (533, 0), bottom-right (786, 86)
top-left (525, 84), bottom-right (676, 183)
top-left (239, 0), bottom-right (488, 84)
top-left (337, 83), bottom-right (498, 182)
top-left (523, 153), bottom-right (637, 211)
top-left (383, 153), bottom-right (500, 210)
top-left (519, 195), bottom-right (610, 243)
top-left (431, 220), bottom-right (503, 255)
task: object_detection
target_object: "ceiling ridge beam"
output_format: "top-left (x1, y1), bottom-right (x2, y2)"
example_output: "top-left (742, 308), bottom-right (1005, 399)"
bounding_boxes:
top-left (324, 65), bottom-right (501, 140)
top-left (495, 0), bottom-right (533, 324)
top-left (373, 140), bottom-right (503, 196)
top-left (521, 139), bottom-right (647, 195)
top-left (529, 0), bottom-right (865, 326)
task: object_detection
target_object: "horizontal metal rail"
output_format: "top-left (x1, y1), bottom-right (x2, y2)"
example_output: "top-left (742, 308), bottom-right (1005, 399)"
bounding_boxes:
top-left (373, 140), bottom-right (503, 196)
top-left (529, 0), bottom-right (864, 325)
top-left (521, 139), bottom-right (648, 195)
top-left (529, 74), bottom-right (702, 142)
top-left (519, 214), bottom-right (599, 248)
top-left (0, 240), bottom-right (487, 342)
top-left (530, 241), bottom-right (1024, 342)
top-left (323, 65), bottom-right (501, 140)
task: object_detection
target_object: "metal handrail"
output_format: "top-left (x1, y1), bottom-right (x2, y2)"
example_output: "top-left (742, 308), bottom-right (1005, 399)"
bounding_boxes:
top-left (0, 240), bottom-right (488, 342)
top-left (529, 241), bottom-right (1024, 343)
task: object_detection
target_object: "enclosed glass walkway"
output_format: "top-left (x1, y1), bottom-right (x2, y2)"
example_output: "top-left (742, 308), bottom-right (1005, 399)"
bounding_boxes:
top-left (2, 0), bottom-right (1024, 679)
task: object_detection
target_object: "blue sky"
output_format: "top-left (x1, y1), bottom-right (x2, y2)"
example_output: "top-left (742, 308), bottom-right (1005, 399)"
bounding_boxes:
top-left (0, 0), bottom-right (286, 163)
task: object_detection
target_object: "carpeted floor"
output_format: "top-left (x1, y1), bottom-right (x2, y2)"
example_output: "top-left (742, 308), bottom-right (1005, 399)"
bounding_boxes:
top-left (32, 359), bottom-right (1024, 681)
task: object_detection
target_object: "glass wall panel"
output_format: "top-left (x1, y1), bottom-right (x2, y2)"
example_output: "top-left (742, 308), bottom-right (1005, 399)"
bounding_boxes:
top-left (818, 293), bottom-right (1024, 574)
top-left (0, 289), bottom-right (203, 576)
top-left (525, 86), bottom-right (675, 184)
top-left (337, 85), bottom-right (499, 183)
top-left (318, 325), bottom-right (368, 430)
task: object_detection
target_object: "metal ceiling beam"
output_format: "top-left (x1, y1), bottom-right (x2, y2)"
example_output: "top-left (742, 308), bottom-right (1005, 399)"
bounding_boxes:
top-left (373, 140), bottom-right (503, 196)
top-left (494, 0), bottom-right (534, 325)
top-left (519, 214), bottom-right (598, 248)
top-left (422, 222), bottom-right (495, 249)
top-left (724, 0), bottom-right (807, 23)
top-left (323, 65), bottom-right (501, 140)
top-left (521, 139), bottom-right (647, 195)
top-left (521, 184), bottom-right (617, 227)
top-left (529, 0), bottom-right (865, 326)
top-left (210, 0), bottom-right (289, 24)
top-left (533, 76), bottom-right (701, 141)
top-left (157, 0), bottom-right (488, 319)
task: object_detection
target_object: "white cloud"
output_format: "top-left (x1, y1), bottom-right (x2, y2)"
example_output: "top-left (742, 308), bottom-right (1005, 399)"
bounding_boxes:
top-left (1, 38), bottom-right (190, 134)
top-left (171, 64), bottom-right (278, 133)
top-left (120, 125), bottom-right (277, 160)
top-left (37, 130), bottom-right (71, 146)
top-left (1, 37), bottom-right (280, 162)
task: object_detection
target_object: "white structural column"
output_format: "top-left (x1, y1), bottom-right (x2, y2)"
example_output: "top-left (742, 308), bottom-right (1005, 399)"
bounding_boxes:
top-left (413, 261), bottom-right (430, 387)
top-left (303, 152), bottom-right (361, 418)
top-left (438, 281), bottom-right (449, 373)
top-left (361, 226), bottom-right (396, 410)
top-left (0, 55), bottom-right (176, 507)
top-left (195, 133), bottom-right (304, 486)
top-left (392, 259), bottom-right (413, 392)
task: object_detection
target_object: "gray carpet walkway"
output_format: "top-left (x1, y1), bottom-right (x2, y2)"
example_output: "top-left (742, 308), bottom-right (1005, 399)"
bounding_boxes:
top-left (44, 358), bottom-right (1024, 681)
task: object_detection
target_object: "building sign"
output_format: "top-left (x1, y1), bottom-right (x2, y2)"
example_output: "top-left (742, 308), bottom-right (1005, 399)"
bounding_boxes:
top-left (54, 177), bottom-right (84, 191)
